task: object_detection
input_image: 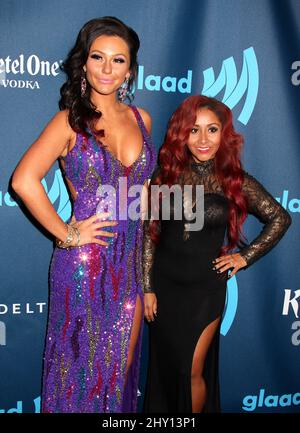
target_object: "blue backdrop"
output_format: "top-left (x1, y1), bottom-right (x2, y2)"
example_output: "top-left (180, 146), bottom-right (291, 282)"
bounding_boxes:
top-left (1, 0), bottom-right (299, 413)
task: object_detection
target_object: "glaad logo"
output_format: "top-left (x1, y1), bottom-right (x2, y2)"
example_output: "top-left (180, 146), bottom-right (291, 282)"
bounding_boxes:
top-left (202, 47), bottom-right (259, 125)
top-left (0, 321), bottom-right (6, 346)
top-left (0, 396), bottom-right (40, 413)
top-left (291, 61), bottom-right (300, 86)
top-left (0, 170), bottom-right (71, 221)
top-left (136, 66), bottom-right (192, 94)
top-left (282, 288), bottom-right (300, 346)
top-left (0, 189), bottom-right (18, 206)
top-left (276, 191), bottom-right (300, 213)
top-left (242, 389), bottom-right (300, 412)
top-left (42, 170), bottom-right (71, 222)
top-left (136, 47), bottom-right (258, 125)
top-left (1, 169), bottom-right (71, 220)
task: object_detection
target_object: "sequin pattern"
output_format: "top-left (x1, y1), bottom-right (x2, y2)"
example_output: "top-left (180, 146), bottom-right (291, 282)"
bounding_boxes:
top-left (42, 105), bottom-right (156, 413)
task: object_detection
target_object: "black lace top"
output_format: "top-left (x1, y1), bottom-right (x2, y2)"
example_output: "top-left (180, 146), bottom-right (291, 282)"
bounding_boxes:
top-left (142, 159), bottom-right (292, 293)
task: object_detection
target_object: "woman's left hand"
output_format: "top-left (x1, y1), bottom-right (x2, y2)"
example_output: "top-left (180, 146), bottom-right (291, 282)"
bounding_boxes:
top-left (212, 253), bottom-right (247, 278)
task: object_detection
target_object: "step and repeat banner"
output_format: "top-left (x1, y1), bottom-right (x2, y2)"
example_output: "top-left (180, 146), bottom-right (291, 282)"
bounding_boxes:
top-left (0, 0), bottom-right (299, 413)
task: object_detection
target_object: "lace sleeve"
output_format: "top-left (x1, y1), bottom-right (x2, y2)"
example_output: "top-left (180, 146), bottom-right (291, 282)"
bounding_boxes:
top-left (239, 172), bottom-right (292, 267)
top-left (142, 166), bottom-right (161, 293)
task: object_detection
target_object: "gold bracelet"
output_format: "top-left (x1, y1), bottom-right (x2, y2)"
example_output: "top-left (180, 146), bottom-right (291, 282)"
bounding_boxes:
top-left (56, 224), bottom-right (74, 249)
top-left (73, 226), bottom-right (81, 247)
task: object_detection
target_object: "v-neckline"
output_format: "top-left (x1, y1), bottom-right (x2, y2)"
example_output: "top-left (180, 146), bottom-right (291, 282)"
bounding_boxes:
top-left (102, 139), bottom-right (145, 169)
top-left (98, 105), bottom-right (145, 169)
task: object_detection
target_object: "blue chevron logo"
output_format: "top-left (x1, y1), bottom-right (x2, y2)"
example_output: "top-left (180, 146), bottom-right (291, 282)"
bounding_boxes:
top-left (202, 47), bottom-right (259, 125)
top-left (42, 169), bottom-right (71, 222)
top-left (221, 275), bottom-right (239, 336)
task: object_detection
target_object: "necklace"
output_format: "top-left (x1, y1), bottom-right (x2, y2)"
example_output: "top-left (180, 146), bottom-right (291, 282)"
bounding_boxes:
top-left (191, 158), bottom-right (215, 176)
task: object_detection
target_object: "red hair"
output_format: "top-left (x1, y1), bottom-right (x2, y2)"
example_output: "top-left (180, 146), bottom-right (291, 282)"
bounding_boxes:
top-left (149, 95), bottom-right (248, 254)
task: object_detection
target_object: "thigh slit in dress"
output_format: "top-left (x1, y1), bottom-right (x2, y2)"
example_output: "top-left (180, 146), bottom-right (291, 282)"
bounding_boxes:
top-left (144, 191), bottom-right (228, 412)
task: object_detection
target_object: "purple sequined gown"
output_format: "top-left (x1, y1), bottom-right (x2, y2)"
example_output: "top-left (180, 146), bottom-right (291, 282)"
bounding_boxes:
top-left (42, 106), bottom-right (156, 413)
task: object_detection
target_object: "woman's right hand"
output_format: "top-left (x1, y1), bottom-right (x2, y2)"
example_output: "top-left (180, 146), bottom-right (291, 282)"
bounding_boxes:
top-left (71, 212), bottom-right (118, 246)
top-left (144, 293), bottom-right (157, 322)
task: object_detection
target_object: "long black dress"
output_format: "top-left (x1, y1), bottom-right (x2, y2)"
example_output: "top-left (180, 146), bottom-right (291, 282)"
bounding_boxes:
top-left (142, 159), bottom-right (291, 413)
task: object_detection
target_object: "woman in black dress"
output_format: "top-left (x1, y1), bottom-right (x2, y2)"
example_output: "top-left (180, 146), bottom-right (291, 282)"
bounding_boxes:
top-left (142, 95), bottom-right (291, 413)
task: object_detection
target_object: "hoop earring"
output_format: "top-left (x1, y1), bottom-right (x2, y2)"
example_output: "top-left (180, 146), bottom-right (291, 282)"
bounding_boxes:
top-left (118, 77), bottom-right (129, 102)
top-left (81, 76), bottom-right (87, 97)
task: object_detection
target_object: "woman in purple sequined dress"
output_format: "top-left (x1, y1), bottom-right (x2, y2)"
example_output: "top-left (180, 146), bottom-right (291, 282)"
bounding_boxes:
top-left (12, 17), bottom-right (156, 413)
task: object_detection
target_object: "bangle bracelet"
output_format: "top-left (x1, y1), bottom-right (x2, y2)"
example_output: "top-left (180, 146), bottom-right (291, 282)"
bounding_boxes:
top-left (73, 227), bottom-right (80, 247)
top-left (56, 224), bottom-right (74, 249)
